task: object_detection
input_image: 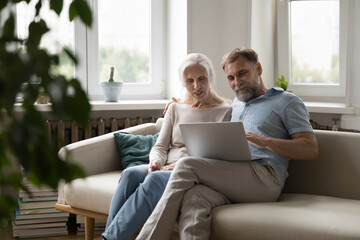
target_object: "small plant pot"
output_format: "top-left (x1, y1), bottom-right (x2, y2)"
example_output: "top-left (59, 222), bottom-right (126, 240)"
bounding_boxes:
top-left (100, 82), bottom-right (123, 102)
top-left (36, 92), bottom-right (50, 104)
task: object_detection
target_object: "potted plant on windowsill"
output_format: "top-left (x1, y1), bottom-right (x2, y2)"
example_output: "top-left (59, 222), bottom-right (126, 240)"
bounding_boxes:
top-left (275, 75), bottom-right (289, 91)
top-left (100, 66), bottom-right (123, 102)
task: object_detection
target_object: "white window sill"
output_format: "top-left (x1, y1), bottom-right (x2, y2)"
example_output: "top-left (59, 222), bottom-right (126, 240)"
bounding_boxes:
top-left (13, 100), bottom-right (170, 112)
top-left (14, 100), bottom-right (357, 115)
top-left (304, 102), bottom-right (357, 115)
top-left (89, 100), bottom-right (169, 111)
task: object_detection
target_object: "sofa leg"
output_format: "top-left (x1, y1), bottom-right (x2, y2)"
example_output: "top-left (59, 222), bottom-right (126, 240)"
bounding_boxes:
top-left (85, 216), bottom-right (95, 240)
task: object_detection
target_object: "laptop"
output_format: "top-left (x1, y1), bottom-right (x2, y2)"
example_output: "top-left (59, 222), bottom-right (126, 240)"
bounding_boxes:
top-left (179, 121), bottom-right (253, 161)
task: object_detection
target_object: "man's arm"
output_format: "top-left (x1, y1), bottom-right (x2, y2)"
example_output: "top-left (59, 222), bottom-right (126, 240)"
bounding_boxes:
top-left (163, 97), bottom-right (178, 115)
top-left (246, 132), bottom-right (318, 161)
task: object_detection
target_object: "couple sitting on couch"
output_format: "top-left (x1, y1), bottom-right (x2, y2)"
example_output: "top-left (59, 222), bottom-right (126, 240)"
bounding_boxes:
top-left (102, 48), bottom-right (319, 240)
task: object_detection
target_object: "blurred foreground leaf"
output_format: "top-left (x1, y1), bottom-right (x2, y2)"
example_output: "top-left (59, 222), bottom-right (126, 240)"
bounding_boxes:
top-left (0, 0), bottom-right (93, 229)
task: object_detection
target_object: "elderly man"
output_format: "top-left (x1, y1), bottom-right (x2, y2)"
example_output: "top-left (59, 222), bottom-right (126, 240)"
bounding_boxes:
top-left (136, 48), bottom-right (319, 240)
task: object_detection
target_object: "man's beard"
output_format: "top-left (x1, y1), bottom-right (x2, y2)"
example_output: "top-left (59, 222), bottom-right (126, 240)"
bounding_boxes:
top-left (234, 80), bottom-right (259, 102)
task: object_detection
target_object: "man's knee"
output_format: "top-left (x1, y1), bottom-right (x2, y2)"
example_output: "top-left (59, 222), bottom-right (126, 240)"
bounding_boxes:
top-left (182, 185), bottom-right (205, 205)
top-left (183, 185), bottom-right (209, 203)
top-left (176, 156), bottom-right (200, 170)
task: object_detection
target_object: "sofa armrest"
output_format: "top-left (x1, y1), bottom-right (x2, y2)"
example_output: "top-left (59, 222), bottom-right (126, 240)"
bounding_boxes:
top-left (57, 121), bottom-right (161, 204)
top-left (58, 122), bottom-right (160, 176)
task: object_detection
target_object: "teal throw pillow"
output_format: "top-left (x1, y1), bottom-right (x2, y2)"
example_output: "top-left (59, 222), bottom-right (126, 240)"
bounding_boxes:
top-left (114, 132), bottom-right (159, 169)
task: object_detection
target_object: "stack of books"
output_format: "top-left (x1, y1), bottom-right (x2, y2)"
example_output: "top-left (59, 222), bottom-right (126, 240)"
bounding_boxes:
top-left (76, 215), bottom-right (106, 236)
top-left (12, 179), bottom-right (69, 238)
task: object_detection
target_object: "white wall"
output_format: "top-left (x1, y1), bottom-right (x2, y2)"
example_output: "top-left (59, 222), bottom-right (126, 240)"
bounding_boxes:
top-left (341, 0), bottom-right (360, 130)
top-left (250, 0), bottom-right (277, 88)
top-left (168, 0), bottom-right (277, 100)
top-left (167, 0), bottom-right (360, 130)
top-left (186, 0), bottom-right (251, 100)
top-left (166, 0), bottom-right (189, 100)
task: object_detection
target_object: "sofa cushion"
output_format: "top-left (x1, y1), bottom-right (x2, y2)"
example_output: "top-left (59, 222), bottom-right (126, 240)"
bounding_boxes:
top-left (284, 130), bottom-right (360, 200)
top-left (64, 171), bottom-right (122, 215)
top-left (114, 132), bottom-right (159, 169)
top-left (211, 193), bottom-right (360, 240)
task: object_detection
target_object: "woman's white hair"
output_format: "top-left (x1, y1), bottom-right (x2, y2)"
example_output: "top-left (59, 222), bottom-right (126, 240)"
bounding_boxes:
top-left (178, 53), bottom-right (216, 87)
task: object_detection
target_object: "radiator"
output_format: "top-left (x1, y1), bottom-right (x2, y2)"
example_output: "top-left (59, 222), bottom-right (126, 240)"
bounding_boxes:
top-left (46, 117), bottom-right (157, 149)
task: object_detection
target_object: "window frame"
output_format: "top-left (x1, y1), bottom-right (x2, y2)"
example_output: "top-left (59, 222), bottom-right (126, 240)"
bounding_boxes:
top-left (277, 0), bottom-right (349, 98)
top-left (75, 0), bottom-right (167, 100)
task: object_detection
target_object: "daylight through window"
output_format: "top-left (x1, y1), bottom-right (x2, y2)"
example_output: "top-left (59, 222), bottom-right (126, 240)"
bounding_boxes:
top-left (290, 0), bottom-right (339, 85)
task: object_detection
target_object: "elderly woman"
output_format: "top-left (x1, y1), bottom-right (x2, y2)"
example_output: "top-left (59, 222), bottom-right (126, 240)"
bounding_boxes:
top-left (102, 53), bottom-right (232, 240)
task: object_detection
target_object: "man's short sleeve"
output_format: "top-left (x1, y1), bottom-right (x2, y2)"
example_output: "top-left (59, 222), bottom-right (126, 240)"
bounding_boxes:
top-left (283, 99), bottom-right (313, 135)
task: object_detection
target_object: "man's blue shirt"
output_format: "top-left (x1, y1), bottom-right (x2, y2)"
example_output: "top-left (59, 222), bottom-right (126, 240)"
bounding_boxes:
top-left (231, 87), bottom-right (313, 187)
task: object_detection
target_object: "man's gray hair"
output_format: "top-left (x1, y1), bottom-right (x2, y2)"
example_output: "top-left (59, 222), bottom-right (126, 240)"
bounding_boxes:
top-left (221, 48), bottom-right (259, 70)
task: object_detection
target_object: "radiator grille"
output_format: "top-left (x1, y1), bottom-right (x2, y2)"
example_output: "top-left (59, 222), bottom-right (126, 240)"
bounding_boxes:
top-left (46, 117), bottom-right (157, 149)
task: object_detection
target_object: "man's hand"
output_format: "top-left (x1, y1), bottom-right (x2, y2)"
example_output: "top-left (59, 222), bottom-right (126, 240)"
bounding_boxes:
top-left (148, 161), bottom-right (161, 173)
top-left (161, 162), bottom-right (176, 171)
top-left (246, 131), bottom-right (268, 148)
top-left (246, 131), bottom-right (318, 161)
top-left (163, 97), bottom-right (178, 115)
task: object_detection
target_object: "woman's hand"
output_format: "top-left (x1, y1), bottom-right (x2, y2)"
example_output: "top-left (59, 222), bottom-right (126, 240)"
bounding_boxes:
top-left (148, 161), bottom-right (161, 173)
top-left (161, 162), bottom-right (176, 171)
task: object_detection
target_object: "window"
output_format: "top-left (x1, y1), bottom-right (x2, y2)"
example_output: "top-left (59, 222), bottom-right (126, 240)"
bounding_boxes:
top-left (277, 0), bottom-right (349, 98)
top-left (16, 0), bottom-right (75, 79)
top-left (16, 0), bottom-right (166, 100)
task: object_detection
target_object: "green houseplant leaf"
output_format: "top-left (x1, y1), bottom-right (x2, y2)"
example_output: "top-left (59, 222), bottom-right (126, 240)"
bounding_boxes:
top-left (0, 0), bottom-right (93, 229)
top-left (27, 20), bottom-right (50, 48)
top-left (69, 0), bottom-right (92, 26)
top-left (3, 13), bottom-right (15, 38)
top-left (275, 75), bottom-right (289, 91)
top-left (0, 0), bottom-right (9, 11)
top-left (50, 0), bottom-right (64, 16)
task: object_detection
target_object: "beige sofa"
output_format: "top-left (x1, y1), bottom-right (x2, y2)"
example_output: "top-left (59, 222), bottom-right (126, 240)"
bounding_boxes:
top-left (56, 118), bottom-right (360, 240)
